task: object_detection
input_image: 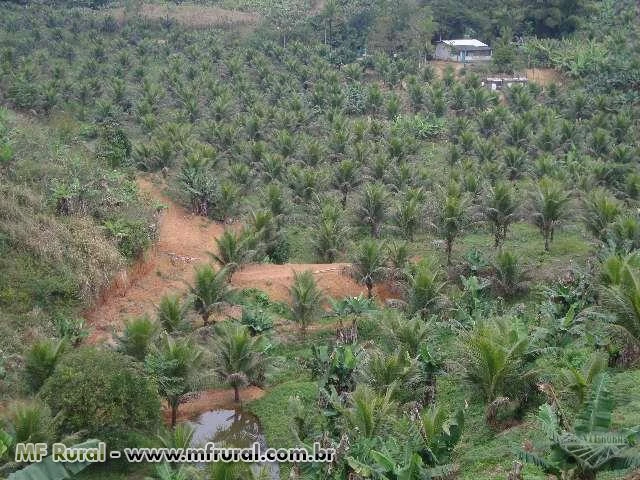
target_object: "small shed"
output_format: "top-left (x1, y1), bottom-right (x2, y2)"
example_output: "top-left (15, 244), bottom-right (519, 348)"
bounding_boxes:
top-left (434, 39), bottom-right (492, 63)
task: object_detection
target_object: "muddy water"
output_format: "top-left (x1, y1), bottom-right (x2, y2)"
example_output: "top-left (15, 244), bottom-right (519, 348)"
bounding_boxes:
top-left (188, 408), bottom-right (279, 479)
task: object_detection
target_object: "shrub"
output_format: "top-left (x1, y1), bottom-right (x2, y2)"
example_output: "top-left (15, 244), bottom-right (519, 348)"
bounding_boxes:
top-left (241, 307), bottom-right (274, 335)
top-left (40, 347), bottom-right (161, 449)
top-left (492, 250), bottom-right (525, 297)
top-left (24, 339), bottom-right (66, 393)
top-left (96, 122), bottom-right (132, 168)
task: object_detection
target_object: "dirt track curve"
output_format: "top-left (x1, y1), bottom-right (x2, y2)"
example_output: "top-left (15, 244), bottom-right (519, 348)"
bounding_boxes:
top-left (84, 175), bottom-right (378, 343)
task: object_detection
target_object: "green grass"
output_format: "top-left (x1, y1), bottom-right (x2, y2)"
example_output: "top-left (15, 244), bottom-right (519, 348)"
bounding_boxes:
top-left (250, 380), bottom-right (318, 479)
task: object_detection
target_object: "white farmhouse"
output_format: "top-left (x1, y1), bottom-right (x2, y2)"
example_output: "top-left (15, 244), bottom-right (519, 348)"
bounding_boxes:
top-left (434, 39), bottom-right (492, 63)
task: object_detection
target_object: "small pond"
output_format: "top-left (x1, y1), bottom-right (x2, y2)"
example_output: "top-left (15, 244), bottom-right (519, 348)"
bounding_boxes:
top-left (187, 408), bottom-right (280, 479)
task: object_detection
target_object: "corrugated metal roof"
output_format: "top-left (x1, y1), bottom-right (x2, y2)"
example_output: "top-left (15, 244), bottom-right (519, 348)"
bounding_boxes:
top-left (440, 39), bottom-right (489, 48)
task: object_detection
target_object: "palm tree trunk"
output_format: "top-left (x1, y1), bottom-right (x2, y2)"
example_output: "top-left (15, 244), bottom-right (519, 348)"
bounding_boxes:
top-left (170, 399), bottom-right (178, 427)
top-left (544, 231), bottom-right (550, 252)
top-left (202, 311), bottom-right (210, 326)
top-left (366, 279), bottom-right (373, 299)
top-left (446, 240), bottom-right (453, 265)
top-left (234, 385), bottom-right (240, 403)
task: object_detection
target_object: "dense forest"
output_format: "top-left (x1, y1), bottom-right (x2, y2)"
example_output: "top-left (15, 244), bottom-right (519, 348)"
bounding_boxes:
top-left (1, 0), bottom-right (640, 479)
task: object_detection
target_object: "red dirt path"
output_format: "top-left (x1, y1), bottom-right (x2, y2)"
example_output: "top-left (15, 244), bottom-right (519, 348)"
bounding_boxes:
top-left (84, 176), bottom-right (225, 343)
top-left (84, 175), bottom-right (385, 343)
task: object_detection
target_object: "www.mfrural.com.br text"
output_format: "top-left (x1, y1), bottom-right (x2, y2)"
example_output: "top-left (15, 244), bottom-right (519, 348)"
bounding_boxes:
top-left (15, 442), bottom-right (335, 465)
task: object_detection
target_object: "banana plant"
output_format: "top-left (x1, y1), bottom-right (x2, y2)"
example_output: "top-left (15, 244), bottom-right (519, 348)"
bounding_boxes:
top-left (7, 439), bottom-right (100, 480)
top-left (521, 373), bottom-right (640, 479)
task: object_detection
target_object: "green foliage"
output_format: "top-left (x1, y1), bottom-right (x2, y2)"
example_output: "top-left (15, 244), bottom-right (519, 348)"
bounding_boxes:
top-left (117, 315), bottom-right (158, 361)
top-left (145, 334), bottom-right (203, 427)
top-left (522, 374), bottom-right (640, 478)
top-left (240, 307), bottom-right (274, 334)
top-left (435, 187), bottom-right (470, 265)
top-left (212, 322), bottom-right (269, 402)
top-left (156, 295), bottom-right (190, 334)
top-left (358, 183), bottom-right (389, 238)
top-left (531, 177), bottom-right (571, 252)
top-left (5, 401), bottom-right (54, 445)
top-left (583, 189), bottom-right (621, 243)
top-left (309, 344), bottom-right (360, 394)
top-left (351, 239), bottom-right (387, 299)
top-left (403, 259), bottom-right (446, 318)
top-left (419, 405), bottom-right (465, 466)
top-left (96, 122), bottom-right (132, 168)
top-left (103, 218), bottom-right (152, 260)
top-left (330, 294), bottom-right (376, 316)
top-left (289, 270), bottom-right (324, 335)
top-left (460, 318), bottom-right (538, 423)
top-left (41, 348), bottom-right (160, 448)
top-left (8, 439), bottom-right (101, 480)
top-left (24, 339), bottom-right (66, 393)
top-left (189, 265), bottom-right (235, 326)
top-left (561, 352), bottom-right (608, 406)
top-left (484, 181), bottom-right (519, 248)
top-left (340, 384), bottom-right (396, 439)
top-left (208, 229), bottom-right (256, 274)
top-left (492, 250), bottom-right (525, 297)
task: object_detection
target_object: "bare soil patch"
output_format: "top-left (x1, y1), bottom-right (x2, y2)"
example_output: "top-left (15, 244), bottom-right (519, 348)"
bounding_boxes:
top-left (525, 67), bottom-right (564, 86)
top-left (108, 3), bottom-right (260, 29)
top-left (84, 176), bottom-right (225, 343)
top-left (232, 263), bottom-right (381, 303)
top-left (429, 60), bottom-right (465, 78)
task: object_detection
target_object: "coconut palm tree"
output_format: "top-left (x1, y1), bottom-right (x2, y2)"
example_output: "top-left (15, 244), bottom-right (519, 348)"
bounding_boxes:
top-left (434, 188), bottom-right (470, 265)
top-left (356, 348), bottom-right (421, 403)
top-left (531, 177), bottom-right (571, 252)
top-left (189, 265), bottom-right (235, 326)
top-left (157, 295), bottom-right (191, 334)
top-left (484, 181), bottom-right (519, 248)
top-left (212, 323), bottom-right (268, 403)
top-left (394, 196), bottom-right (422, 241)
top-left (24, 339), bottom-right (66, 393)
top-left (403, 259), bottom-right (446, 318)
top-left (341, 384), bottom-right (396, 438)
top-left (597, 254), bottom-right (640, 360)
top-left (208, 229), bottom-right (255, 276)
top-left (460, 318), bottom-right (537, 424)
top-left (358, 182), bottom-right (389, 238)
top-left (332, 159), bottom-right (361, 208)
top-left (351, 239), bottom-right (387, 299)
top-left (145, 334), bottom-right (204, 427)
top-left (313, 201), bottom-right (349, 262)
top-left (381, 311), bottom-right (429, 357)
top-left (289, 270), bottom-right (324, 336)
top-left (118, 315), bottom-right (158, 361)
top-left (582, 189), bottom-right (621, 243)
